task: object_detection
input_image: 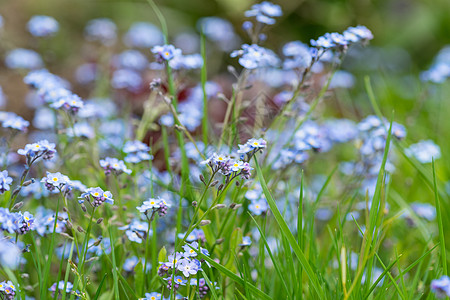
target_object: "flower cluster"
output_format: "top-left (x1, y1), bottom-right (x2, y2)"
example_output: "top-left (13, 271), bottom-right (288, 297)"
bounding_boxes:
top-left (41, 171), bottom-right (72, 192)
top-left (231, 44), bottom-right (280, 69)
top-left (151, 44), bottom-right (182, 63)
top-left (0, 170), bottom-right (13, 194)
top-left (119, 220), bottom-right (150, 243)
top-left (123, 140), bottom-right (152, 163)
top-left (24, 69), bottom-right (84, 114)
top-left (159, 242), bottom-right (210, 294)
top-left (33, 207), bottom-right (68, 236)
top-left (1, 113), bottom-right (30, 132)
top-left (79, 187), bottom-right (114, 207)
top-left (245, 185), bottom-right (269, 216)
top-left (237, 138), bottom-right (267, 156)
top-left (17, 139), bottom-right (57, 163)
top-left (0, 208), bottom-right (34, 235)
top-left (405, 140), bottom-right (441, 164)
top-left (310, 25), bottom-right (373, 51)
top-left (0, 280), bottom-right (16, 299)
top-left (244, 1), bottom-right (282, 25)
top-left (202, 154), bottom-right (253, 179)
top-left (49, 281), bottom-right (78, 298)
top-left (99, 157), bottom-right (132, 176)
top-left (137, 197), bottom-right (171, 218)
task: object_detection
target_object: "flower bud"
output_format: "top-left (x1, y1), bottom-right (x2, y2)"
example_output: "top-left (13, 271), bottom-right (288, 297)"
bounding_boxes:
top-left (213, 204), bottom-right (226, 210)
top-left (192, 201), bottom-right (197, 207)
top-left (13, 202), bottom-right (24, 211)
top-left (199, 220), bottom-right (211, 226)
top-left (77, 226), bottom-right (85, 233)
top-left (81, 204), bottom-right (87, 212)
top-left (210, 180), bottom-right (219, 187)
top-left (96, 218), bottom-right (104, 224)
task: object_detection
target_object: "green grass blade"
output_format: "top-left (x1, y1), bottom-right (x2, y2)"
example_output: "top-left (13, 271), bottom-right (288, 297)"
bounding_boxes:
top-left (433, 159), bottom-right (447, 275)
top-left (254, 157), bottom-right (324, 298)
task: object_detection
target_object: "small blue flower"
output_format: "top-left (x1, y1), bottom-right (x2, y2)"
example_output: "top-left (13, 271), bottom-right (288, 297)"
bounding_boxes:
top-left (17, 139), bottom-right (57, 162)
top-left (5, 48), bottom-right (43, 69)
top-left (84, 18), bottom-right (117, 46)
top-left (178, 258), bottom-right (200, 277)
top-left (80, 187), bottom-right (114, 207)
top-left (41, 171), bottom-right (71, 191)
top-left (431, 275), bottom-right (450, 298)
top-left (123, 22), bottom-right (163, 48)
top-left (142, 292), bottom-right (162, 300)
top-left (405, 140), bottom-right (441, 163)
top-left (231, 44), bottom-right (280, 69)
top-left (0, 171), bottom-right (13, 194)
top-left (100, 157), bottom-right (132, 176)
top-left (249, 199), bottom-right (268, 215)
top-left (27, 15), bottom-right (59, 37)
top-left (239, 236), bottom-right (252, 246)
top-left (151, 44), bottom-right (182, 63)
top-left (2, 114), bottom-right (29, 132)
top-left (123, 140), bottom-right (152, 163)
top-left (245, 1), bottom-right (282, 25)
top-left (111, 69), bottom-right (143, 92)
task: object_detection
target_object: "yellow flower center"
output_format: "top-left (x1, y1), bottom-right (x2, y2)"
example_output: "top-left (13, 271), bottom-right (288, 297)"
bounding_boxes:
top-left (93, 192), bottom-right (99, 196)
top-left (52, 177), bottom-right (58, 182)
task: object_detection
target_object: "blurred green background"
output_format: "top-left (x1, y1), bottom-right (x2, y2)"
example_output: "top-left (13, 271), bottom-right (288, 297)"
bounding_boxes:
top-left (1, 0), bottom-right (449, 67)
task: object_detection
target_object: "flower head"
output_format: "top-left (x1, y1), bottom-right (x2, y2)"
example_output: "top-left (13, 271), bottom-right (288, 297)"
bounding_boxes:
top-left (231, 44), bottom-right (280, 69)
top-left (41, 172), bottom-right (71, 192)
top-left (99, 157), bottom-right (132, 176)
top-left (18, 139), bottom-right (57, 162)
top-left (27, 15), bottom-right (59, 37)
top-left (245, 1), bottom-right (282, 25)
top-left (151, 44), bottom-right (182, 63)
top-left (431, 275), bottom-right (450, 298)
top-left (0, 171), bottom-right (13, 194)
top-left (80, 187), bottom-right (114, 207)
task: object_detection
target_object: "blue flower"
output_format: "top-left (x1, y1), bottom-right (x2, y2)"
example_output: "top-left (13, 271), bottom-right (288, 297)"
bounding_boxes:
top-left (123, 140), bottom-right (152, 163)
top-left (123, 22), bottom-right (163, 48)
top-left (41, 172), bottom-right (71, 191)
top-left (2, 114), bottom-right (29, 132)
top-left (5, 48), bottom-right (43, 69)
top-left (431, 276), bottom-right (450, 298)
top-left (137, 197), bottom-right (170, 217)
top-left (405, 140), bottom-right (440, 163)
top-left (410, 203), bottom-right (436, 221)
top-left (17, 140), bottom-right (57, 162)
top-left (151, 44), bottom-right (182, 63)
top-left (239, 236), bottom-right (252, 246)
top-left (84, 18), bottom-right (117, 46)
top-left (49, 280), bottom-right (73, 294)
top-left (231, 44), bottom-right (280, 69)
top-left (80, 187), bottom-right (114, 207)
top-left (173, 276), bottom-right (187, 286)
top-left (111, 69), bottom-right (143, 92)
top-left (0, 236), bottom-right (21, 269)
top-left (245, 1), bottom-right (282, 25)
top-left (100, 157), bottom-right (132, 176)
top-left (197, 17), bottom-right (238, 51)
top-left (237, 138), bottom-right (267, 154)
top-left (114, 50), bottom-right (148, 71)
top-left (0, 171), bottom-right (13, 194)
top-left (49, 94), bottom-right (84, 114)
top-left (27, 15), bottom-right (59, 37)
top-left (142, 292), bottom-right (162, 300)
top-left (178, 258), bottom-right (200, 277)
top-left (0, 280), bottom-right (16, 298)
top-left (249, 199), bottom-right (268, 215)
top-left (66, 122), bottom-right (95, 139)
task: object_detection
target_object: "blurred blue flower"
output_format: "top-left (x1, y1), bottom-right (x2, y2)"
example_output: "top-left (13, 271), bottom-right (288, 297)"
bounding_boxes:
top-left (123, 22), bottom-right (163, 48)
top-left (231, 44), bottom-right (280, 69)
top-left (432, 276), bottom-right (450, 298)
top-left (84, 18), bottom-right (117, 46)
top-left (27, 15), bottom-right (59, 37)
top-left (0, 171), bottom-right (13, 194)
top-left (113, 50), bottom-right (148, 71)
top-left (5, 48), bottom-right (43, 69)
top-left (245, 1), bottom-right (282, 25)
top-left (405, 140), bottom-right (441, 163)
top-left (151, 44), bottom-right (182, 63)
